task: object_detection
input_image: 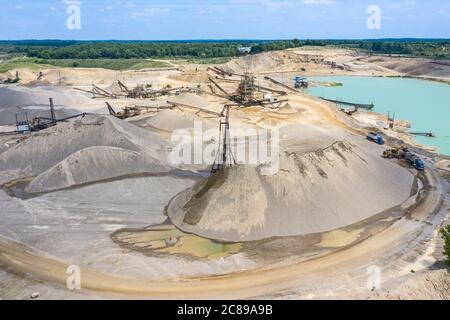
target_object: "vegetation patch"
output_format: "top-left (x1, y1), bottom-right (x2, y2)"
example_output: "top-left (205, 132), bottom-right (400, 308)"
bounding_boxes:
top-left (41, 59), bottom-right (171, 70)
top-left (0, 57), bottom-right (46, 73)
top-left (441, 225), bottom-right (450, 267)
top-left (0, 57), bottom-right (171, 72)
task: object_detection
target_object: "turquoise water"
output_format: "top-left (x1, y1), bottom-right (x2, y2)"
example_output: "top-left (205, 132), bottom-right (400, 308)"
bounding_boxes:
top-left (307, 76), bottom-right (450, 155)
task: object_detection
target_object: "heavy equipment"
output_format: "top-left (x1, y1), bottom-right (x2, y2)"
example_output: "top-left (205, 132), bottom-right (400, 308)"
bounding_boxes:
top-left (367, 132), bottom-right (385, 145)
top-left (383, 146), bottom-right (408, 159)
top-left (106, 102), bottom-right (141, 119)
top-left (294, 76), bottom-right (309, 89)
top-left (13, 98), bottom-right (87, 133)
top-left (403, 151), bottom-right (425, 171)
top-left (1, 71), bottom-right (20, 84)
top-left (382, 146), bottom-right (425, 171)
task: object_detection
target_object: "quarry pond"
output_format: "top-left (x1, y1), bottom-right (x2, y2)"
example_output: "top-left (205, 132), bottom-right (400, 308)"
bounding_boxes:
top-left (307, 76), bottom-right (450, 155)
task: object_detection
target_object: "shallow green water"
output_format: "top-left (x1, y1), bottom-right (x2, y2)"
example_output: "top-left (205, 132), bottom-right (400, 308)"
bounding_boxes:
top-left (307, 76), bottom-right (450, 155)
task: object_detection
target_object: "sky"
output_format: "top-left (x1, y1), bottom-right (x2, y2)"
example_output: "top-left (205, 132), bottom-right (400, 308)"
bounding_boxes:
top-left (0, 0), bottom-right (449, 40)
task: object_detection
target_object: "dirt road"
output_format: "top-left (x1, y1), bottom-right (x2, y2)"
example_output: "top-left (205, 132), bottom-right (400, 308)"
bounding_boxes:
top-left (0, 169), bottom-right (445, 299)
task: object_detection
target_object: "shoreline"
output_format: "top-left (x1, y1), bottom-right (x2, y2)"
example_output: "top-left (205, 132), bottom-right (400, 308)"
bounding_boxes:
top-left (304, 76), bottom-right (450, 157)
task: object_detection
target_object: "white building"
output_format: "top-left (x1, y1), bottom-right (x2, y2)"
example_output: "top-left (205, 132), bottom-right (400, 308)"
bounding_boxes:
top-left (237, 46), bottom-right (252, 54)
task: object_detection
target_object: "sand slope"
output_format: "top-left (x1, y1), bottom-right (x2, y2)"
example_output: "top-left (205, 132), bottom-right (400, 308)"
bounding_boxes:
top-left (168, 135), bottom-right (414, 242)
top-left (363, 57), bottom-right (450, 81)
top-left (26, 146), bottom-right (168, 193)
top-left (0, 115), bottom-right (171, 190)
top-left (0, 85), bottom-right (90, 125)
top-left (143, 109), bottom-right (217, 132)
top-left (0, 85), bottom-right (90, 108)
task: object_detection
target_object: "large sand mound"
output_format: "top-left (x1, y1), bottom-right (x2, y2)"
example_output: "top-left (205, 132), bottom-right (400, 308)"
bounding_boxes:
top-left (144, 109), bottom-right (217, 132)
top-left (168, 136), bottom-right (414, 242)
top-left (0, 115), bottom-right (171, 190)
top-left (0, 86), bottom-right (90, 108)
top-left (0, 86), bottom-right (90, 125)
top-left (366, 57), bottom-right (450, 81)
top-left (26, 146), bottom-right (168, 193)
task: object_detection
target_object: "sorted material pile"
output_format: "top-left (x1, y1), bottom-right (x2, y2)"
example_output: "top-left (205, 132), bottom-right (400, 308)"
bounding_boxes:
top-left (0, 115), bottom-right (171, 192)
top-left (168, 128), bottom-right (414, 242)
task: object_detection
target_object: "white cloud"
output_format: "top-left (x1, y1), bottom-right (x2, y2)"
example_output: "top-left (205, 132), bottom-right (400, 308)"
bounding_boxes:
top-left (132, 8), bottom-right (170, 17)
top-left (265, 1), bottom-right (296, 9)
top-left (302, 0), bottom-right (337, 5)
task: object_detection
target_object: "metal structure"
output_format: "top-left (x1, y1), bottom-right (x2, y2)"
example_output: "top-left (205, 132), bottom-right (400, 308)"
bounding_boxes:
top-left (230, 73), bottom-right (258, 105)
top-left (264, 76), bottom-right (299, 93)
top-left (207, 72), bottom-right (289, 108)
top-left (75, 84), bottom-right (118, 99)
top-left (321, 97), bottom-right (375, 110)
top-left (294, 76), bottom-right (309, 89)
top-left (387, 111), bottom-right (395, 129)
top-left (76, 81), bottom-right (185, 100)
top-left (107, 100), bottom-right (222, 120)
top-left (211, 105), bottom-right (236, 173)
top-left (1, 71), bottom-right (20, 84)
top-left (166, 101), bottom-right (222, 117)
top-left (11, 98), bottom-right (87, 134)
top-left (106, 102), bottom-right (141, 119)
top-left (410, 131), bottom-right (435, 138)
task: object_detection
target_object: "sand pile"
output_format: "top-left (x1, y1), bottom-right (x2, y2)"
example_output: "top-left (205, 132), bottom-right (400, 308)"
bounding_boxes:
top-left (169, 69), bottom-right (210, 83)
top-left (140, 93), bottom-right (218, 132)
top-left (43, 68), bottom-right (118, 86)
top-left (0, 86), bottom-right (90, 108)
top-left (224, 52), bottom-right (282, 74)
top-left (168, 129), bottom-right (414, 242)
top-left (169, 93), bottom-right (210, 109)
top-left (222, 50), bottom-right (327, 74)
top-left (368, 57), bottom-right (450, 80)
top-left (2, 69), bottom-right (37, 84)
top-left (0, 115), bottom-right (171, 192)
top-left (144, 109), bottom-right (217, 132)
top-left (0, 86), bottom-right (90, 125)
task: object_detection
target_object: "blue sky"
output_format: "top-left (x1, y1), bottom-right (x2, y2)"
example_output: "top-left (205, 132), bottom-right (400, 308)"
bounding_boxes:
top-left (0, 0), bottom-right (449, 40)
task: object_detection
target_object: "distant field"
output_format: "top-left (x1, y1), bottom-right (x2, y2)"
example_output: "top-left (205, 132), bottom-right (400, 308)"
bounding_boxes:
top-left (0, 57), bottom-right (44, 73)
top-left (41, 59), bottom-right (171, 70)
top-left (0, 57), bottom-right (171, 72)
top-left (178, 57), bottom-right (232, 64)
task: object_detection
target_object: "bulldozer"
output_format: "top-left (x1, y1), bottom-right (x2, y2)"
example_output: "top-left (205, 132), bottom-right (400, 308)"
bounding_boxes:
top-left (382, 146), bottom-right (408, 159)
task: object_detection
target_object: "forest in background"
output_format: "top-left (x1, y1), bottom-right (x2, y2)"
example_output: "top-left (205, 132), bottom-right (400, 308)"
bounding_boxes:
top-left (0, 39), bottom-right (448, 71)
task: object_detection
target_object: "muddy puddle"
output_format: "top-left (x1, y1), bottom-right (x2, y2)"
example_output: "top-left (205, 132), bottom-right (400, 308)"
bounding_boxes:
top-left (112, 224), bottom-right (242, 260)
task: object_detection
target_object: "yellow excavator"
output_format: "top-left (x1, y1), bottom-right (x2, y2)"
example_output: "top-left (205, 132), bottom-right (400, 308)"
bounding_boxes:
top-left (382, 146), bottom-right (408, 159)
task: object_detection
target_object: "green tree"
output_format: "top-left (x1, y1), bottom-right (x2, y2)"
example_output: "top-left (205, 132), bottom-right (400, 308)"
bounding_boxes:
top-left (441, 225), bottom-right (450, 267)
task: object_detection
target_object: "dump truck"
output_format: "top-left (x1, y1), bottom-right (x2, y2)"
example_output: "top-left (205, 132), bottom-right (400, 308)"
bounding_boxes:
top-left (367, 132), bottom-right (385, 145)
top-left (403, 151), bottom-right (425, 171)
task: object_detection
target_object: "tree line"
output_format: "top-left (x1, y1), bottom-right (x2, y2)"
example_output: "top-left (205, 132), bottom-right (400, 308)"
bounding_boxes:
top-left (0, 39), bottom-right (448, 60)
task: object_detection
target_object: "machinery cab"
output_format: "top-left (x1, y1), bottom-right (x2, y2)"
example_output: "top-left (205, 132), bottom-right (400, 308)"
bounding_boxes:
top-left (294, 76), bottom-right (308, 89)
top-left (413, 158), bottom-right (425, 171)
top-left (16, 121), bottom-right (30, 133)
top-left (367, 132), bottom-right (385, 145)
